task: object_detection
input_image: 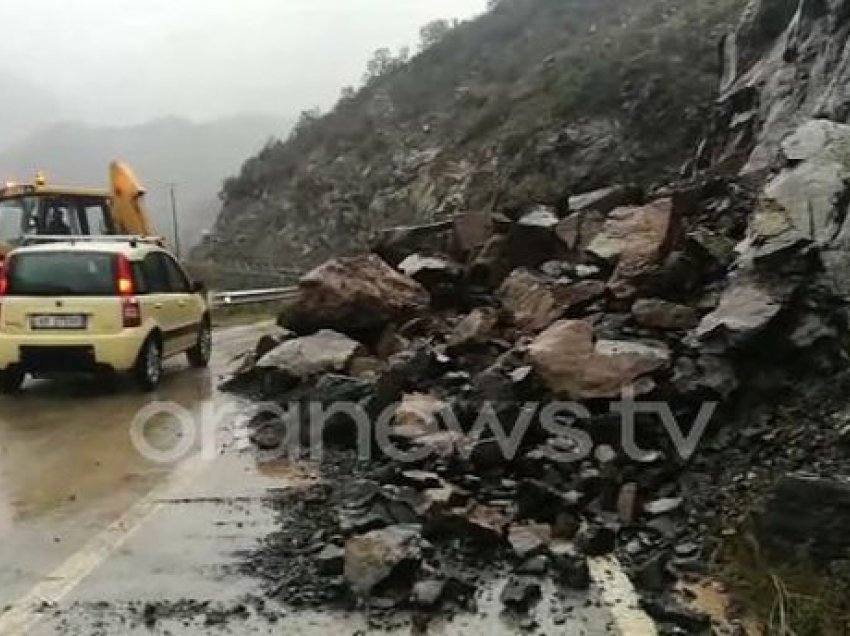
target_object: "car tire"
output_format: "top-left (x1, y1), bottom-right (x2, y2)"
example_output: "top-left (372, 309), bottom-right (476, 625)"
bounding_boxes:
top-left (134, 337), bottom-right (163, 392)
top-left (0, 368), bottom-right (25, 394)
top-left (187, 320), bottom-right (212, 369)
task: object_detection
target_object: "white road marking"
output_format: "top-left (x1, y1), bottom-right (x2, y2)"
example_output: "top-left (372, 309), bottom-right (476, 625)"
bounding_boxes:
top-left (589, 556), bottom-right (658, 636)
top-left (0, 453), bottom-right (211, 636)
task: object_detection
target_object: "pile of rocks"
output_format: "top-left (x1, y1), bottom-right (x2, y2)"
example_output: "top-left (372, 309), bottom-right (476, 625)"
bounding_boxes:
top-left (226, 126), bottom-right (850, 628)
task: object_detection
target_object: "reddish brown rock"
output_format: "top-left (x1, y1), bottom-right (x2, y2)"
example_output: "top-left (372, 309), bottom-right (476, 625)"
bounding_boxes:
top-left (452, 211), bottom-right (494, 256)
top-left (528, 320), bottom-right (670, 399)
top-left (447, 307), bottom-right (499, 349)
top-left (497, 269), bottom-right (561, 332)
top-left (587, 198), bottom-right (679, 299)
top-left (498, 270), bottom-right (607, 332)
top-left (285, 254), bottom-right (430, 338)
top-left (561, 280), bottom-right (606, 311)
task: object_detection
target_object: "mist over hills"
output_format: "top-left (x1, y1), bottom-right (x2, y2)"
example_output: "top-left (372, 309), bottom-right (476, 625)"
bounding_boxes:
top-left (0, 70), bottom-right (70, 146)
top-left (0, 114), bottom-right (289, 249)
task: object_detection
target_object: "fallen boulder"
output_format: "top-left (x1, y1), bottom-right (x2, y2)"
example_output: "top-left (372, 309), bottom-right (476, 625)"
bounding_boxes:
top-left (555, 209), bottom-right (606, 253)
top-left (446, 307), bottom-right (499, 350)
top-left (257, 330), bottom-right (365, 379)
top-left (285, 255), bottom-right (430, 339)
top-left (344, 525), bottom-right (424, 596)
top-left (632, 298), bottom-right (699, 330)
top-left (372, 221), bottom-right (454, 266)
top-left (587, 198), bottom-right (679, 299)
top-left (397, 254), bottom-right (462, 308)
top-left (497, 269), bottom-right (562, 332)
top-left (695, 272), bottom-right (790, 344)
top-left (529, 320), bottom-right (670, 399)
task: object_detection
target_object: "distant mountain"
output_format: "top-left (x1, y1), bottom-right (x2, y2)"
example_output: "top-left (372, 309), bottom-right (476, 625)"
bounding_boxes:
top-left (0, 71), bottom-right (68, 146)
top-left (0, 115), bottom-right (289, 249)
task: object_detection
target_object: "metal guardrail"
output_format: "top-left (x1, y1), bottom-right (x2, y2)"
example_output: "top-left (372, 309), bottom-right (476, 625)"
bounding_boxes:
top-left (210, 286), bottom-right (298, 307)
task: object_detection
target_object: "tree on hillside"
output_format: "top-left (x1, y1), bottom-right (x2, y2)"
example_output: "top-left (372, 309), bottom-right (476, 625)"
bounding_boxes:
top-left (419, 19), bottom-right (453, 50)
top-left (363, 47), bottom-right (409, 85)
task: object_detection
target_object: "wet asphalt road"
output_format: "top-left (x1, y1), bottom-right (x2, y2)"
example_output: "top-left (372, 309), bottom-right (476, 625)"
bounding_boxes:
top-left (0, 323), bottom-right (654, 635)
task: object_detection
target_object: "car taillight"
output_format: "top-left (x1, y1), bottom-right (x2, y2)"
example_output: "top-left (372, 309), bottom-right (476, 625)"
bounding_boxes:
top-left (115, 255), bottom-right (135, 296)
top-left (121, 297), bottom-right (141, 328)
top-left (0, 256), bottom-right (9, 318)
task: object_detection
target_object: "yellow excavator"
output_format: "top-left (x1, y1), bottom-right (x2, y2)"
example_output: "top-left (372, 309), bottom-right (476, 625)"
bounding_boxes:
top-left (0, 161), bottom-right (157, 266)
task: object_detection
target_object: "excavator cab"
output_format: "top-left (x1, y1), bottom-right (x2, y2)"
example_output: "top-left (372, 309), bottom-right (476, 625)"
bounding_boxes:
top-left (0, 162), bottom-right (157, 268)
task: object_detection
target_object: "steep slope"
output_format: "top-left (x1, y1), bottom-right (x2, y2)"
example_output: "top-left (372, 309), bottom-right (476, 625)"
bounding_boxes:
top-left (0, 115), bottom-right (288, 249)
top-left (198, 0), bottom-right (746, 272)
top-left (703, 0), bottom-right (850, 172)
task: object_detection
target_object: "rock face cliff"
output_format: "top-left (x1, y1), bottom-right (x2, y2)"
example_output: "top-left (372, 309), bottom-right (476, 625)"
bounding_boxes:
top-left (702, 0), bottom-right (850, 299)
top-left (195, 0), bottom-right (745, 276)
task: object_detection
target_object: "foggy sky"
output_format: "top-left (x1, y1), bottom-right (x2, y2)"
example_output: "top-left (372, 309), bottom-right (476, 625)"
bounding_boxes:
top-left (0, 0), bottom-right (485, 126)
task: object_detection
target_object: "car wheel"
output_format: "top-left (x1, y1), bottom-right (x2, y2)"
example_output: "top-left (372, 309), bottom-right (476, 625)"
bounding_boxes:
top-left (187, 320), bottom-right (212, 368)
top-left (134, 337), bottom-right (163, 391)
top-left (0, 367), bottom-right (25, 394)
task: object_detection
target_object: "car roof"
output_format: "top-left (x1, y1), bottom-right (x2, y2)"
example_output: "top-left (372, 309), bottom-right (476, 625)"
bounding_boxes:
top-left (9, 239), bottom-right (169, 259)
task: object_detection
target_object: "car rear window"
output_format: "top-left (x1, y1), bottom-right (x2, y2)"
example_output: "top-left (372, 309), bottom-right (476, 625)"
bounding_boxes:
top-left (7, 252), bottom-right (116, 296)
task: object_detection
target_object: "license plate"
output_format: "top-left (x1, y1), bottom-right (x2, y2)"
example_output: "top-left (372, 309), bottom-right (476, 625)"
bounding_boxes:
top-left (29, 314), bottom-right (88, 330)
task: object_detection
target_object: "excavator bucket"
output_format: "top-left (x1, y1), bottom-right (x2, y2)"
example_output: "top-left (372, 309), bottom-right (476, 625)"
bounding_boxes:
top-left (109, 161), bottom-right (154, 236)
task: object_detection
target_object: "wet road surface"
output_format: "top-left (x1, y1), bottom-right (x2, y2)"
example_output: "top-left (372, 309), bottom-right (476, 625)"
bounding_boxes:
top-left (0, 323), bottom-right (655, 635)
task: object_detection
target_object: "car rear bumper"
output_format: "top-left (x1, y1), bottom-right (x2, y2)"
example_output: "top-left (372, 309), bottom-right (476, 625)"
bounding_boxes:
top-left (0, 330), bottom-right (147, 374)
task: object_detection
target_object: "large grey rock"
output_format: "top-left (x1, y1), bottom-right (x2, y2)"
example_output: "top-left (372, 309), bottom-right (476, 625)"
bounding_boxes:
top-left (765, 120), bottom-right (850, 244)
top-left (372, 221), bottom-right (454, 266)
top-left (707, 0), bottom-right (850, 173)
top-left (568, 184), bottom-right (642, 215)
top-left (695, 272), bottom-right (791, 343)
top-left (285, 255), bottom-right (430, 338)
top-left (257, 330), bottom-right (365, 378)
top-left (632, 298), bottom-right (699, 330)
top-left (344, 525), bottom-right (423, 596)
top-left (529, 320), bottom-right (670, 399)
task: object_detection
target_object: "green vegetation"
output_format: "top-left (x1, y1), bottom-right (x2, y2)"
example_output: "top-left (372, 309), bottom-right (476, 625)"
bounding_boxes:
top-left (720, 530), bottom-right (850, 635)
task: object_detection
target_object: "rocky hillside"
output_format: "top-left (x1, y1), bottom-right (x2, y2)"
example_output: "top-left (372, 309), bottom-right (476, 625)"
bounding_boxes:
top-left (197, 0), bottom-right (745, 274)
top-left (220, 0), bottom-right (850, 631)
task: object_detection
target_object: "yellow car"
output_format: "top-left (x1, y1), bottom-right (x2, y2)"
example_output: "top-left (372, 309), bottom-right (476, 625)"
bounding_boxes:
top-left (0, 238), bottom-right (211, 392)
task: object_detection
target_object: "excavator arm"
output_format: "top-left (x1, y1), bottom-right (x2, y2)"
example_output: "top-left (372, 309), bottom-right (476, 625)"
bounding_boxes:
top-left (109, 161), bottom-right (154, 236)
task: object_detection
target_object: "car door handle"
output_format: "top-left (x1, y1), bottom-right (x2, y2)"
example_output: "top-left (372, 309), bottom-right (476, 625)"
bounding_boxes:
top-left (154, 303), bottom-right (164, 309)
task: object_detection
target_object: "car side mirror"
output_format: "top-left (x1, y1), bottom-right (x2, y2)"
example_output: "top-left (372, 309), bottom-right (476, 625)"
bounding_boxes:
top-left (191, 280), bottom-right (206, 293)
